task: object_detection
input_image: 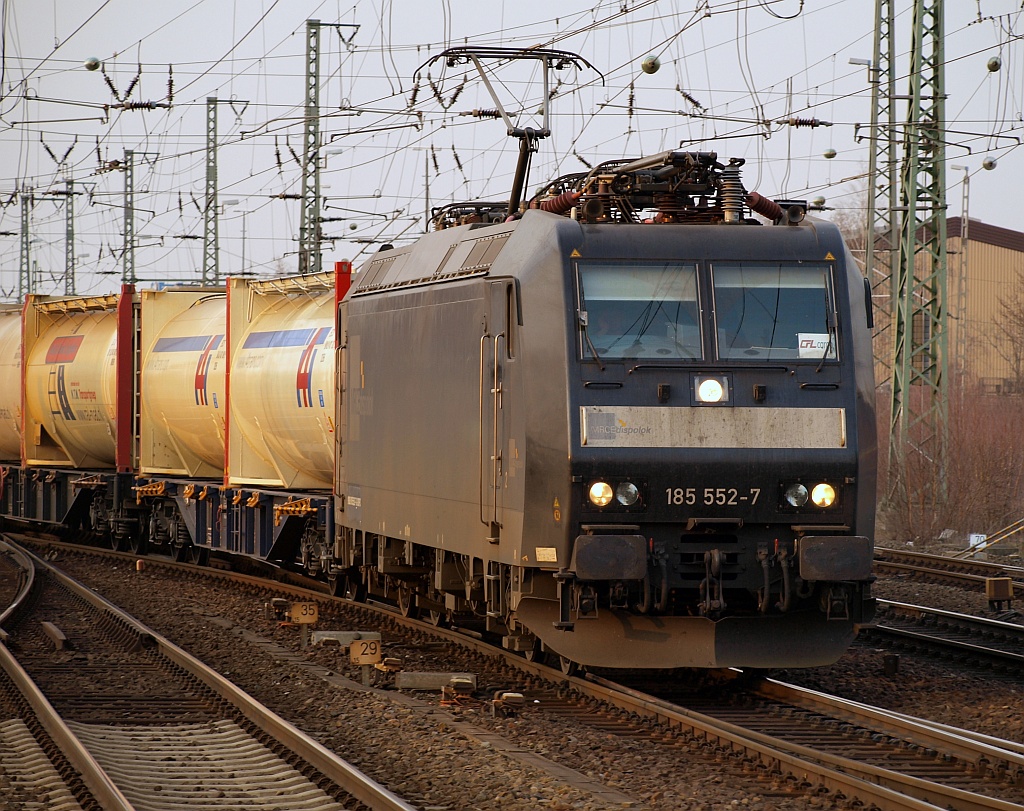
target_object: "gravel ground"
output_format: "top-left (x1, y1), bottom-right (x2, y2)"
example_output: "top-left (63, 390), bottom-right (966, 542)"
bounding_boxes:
top-left (28, 548), bottom-right (1024, 810)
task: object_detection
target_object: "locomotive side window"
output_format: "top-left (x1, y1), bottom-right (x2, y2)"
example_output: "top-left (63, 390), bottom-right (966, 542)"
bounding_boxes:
top-left (578, 262), bottom-right (701, 360)
top-left (712, 263), bottom-right (836, 361)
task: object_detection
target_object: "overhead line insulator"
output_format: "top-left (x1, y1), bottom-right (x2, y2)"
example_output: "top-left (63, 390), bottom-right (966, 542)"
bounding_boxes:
top-left (775, 117), bottom-right (832, 128)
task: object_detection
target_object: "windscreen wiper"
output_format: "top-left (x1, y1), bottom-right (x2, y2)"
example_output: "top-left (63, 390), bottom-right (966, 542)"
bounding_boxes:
top-left (579, 310), bottom-right (606, 371)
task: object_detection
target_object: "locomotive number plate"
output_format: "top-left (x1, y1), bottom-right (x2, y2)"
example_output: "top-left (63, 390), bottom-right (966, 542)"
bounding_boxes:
top-left (665, 487), bottom-right (761, 506)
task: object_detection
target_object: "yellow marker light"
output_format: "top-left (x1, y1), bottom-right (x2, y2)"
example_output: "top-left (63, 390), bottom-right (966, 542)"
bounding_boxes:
top-left (697, 378), bottom-right (724, 403)
top-left (811, 483), bottom-right (837, 508)
top-left (589, 481), bottom-right (614, 507)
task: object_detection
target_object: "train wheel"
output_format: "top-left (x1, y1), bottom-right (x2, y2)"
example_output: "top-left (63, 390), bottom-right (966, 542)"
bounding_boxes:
top-left (128, 533), bottom-right (147, 556)
top-left (397, 586), bottom-right (419, 619)
top-left (419, 587), bottom-right (448, 626)
top-left (344, 573), bottom-right (367, 602)
top-left (558, 655), bottom-right (580, 677)
top-left (110, 532), bottom-right (130, 553)
top-left (426, 607), bottom-right (449, 627)
top-left (523, 641), bottom-right (547, 665)
top-left (188, 546), bottom-right (209, 566)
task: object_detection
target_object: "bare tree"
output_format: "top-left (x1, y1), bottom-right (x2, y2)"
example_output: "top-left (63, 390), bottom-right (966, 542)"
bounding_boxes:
top-left (992, 268), bottom-right (1024, 394)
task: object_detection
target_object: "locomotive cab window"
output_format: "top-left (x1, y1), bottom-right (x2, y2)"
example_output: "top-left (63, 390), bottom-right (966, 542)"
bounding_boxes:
top-left (712, 263), bottom-right (837, 361)
top-left (578, 262), bottom-right (701, 360)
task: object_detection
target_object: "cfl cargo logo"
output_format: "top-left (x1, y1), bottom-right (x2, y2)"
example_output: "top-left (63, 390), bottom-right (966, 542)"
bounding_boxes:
top-left (589, 412), bottom-right (651, 437)
top-left (797, 333), bottom-right (834, 359)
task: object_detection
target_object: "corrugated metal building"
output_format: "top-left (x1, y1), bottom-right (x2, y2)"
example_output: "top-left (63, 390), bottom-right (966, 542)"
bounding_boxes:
top-left (871, 217), bottom-right (1024, 396)
top-left (948, 217), bottom-right (1024, 394)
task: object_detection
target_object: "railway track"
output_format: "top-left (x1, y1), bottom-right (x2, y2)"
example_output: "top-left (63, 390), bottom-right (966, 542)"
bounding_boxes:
top-left (874, 548), bottom-right (1024, 593)
top-left (577, 672), bottom-right (1024, 811)
top-left (510, 669), bottom-right (1024, 811)
top-left (0, 536), bottom-right (415, 811)
top-left (864, 599), bottom-right (1024, 673)
top-left (14, 535), bottom-right (1024, 811)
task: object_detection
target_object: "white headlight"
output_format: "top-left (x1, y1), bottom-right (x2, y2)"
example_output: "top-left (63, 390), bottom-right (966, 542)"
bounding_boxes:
top-left (589, 481), bottom-right (614, 507)
top-left (784, 483), bottom-right (809, 507)
top-left (811, 483), bottom-right (836, 507)
top-left (616, 482), bottom-right (640, 506)
top-left (697, 378), bottom-right (724, 403)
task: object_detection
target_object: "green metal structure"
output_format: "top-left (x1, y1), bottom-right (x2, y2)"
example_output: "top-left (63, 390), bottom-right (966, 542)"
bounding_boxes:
top-left (887, 0), bottom-right (949, 505)
top-left (299, 19), bottom-right (358, 276)
top-left (19, 188), bottom-right (31, 298)
top-left (64, 178), bottom-right (75, 295)
top-left (203, 98), bottom-right (219, 286)
top-left (863, 0), bottom-right (898, 376)
top-left (123, 149), bottom-right (136, 284)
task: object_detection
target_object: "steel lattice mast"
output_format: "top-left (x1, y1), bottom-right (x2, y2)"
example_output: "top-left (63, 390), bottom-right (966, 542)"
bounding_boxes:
top-left (19, 188), bottom-right (31, 298)
top-left (298, 20), bottom-right (321, 276)
top-left (298, 20), bottom-right (357, 276)
top-left (889, 0), bottom-right (949, 506)
top-left (864, 0), bottom-right (898, 381)
top-left (64, 178), bottom-right (76, 295)
top-left (202, 98), bottom-right (219, 286)
top-left (122, 149), bottom-right (136, 284)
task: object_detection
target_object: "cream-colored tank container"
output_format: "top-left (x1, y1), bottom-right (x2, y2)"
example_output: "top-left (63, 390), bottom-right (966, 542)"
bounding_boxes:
top-left (227, 272), bottom-right (336, 489)
top-left (140, 289), bottom-right (226, 478)
top-left (23, 292), bottom-right (129, 469)
top-left (0, 306), bottom-right (23, 461)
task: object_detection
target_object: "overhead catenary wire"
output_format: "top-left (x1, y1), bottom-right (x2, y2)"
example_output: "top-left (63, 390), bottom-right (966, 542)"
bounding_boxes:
top-left (1, 0), bottom-right (1022, 299)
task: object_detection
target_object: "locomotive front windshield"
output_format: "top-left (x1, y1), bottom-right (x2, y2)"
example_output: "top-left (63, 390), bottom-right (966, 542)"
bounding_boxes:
top-left (579, 262), bottom-right (701, 360)
top-left (712, 263), bottom-right (836, 361)
top-left (578, 260), bottom-right (837, 363)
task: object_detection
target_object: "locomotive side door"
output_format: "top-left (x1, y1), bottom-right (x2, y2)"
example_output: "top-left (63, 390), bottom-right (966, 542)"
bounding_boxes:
top-left (480, 278), bottom-right (517, 545)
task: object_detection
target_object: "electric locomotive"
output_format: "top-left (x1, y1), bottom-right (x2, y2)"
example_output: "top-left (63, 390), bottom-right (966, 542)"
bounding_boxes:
top-left (0, 148), bottom-right (875, 672)
top-left (335, 148), bottom-right (876, 670)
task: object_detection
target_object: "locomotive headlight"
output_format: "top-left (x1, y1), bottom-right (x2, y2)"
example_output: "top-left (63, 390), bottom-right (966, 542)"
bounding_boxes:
top-left (810, 482), bottom-right (837, 508)
top-left (784, 483), bottom-right (809, 507)
top-left (615, 482), bottom-right (640, 506)
top-left (589, 481), bottom-right (614, 507)
top-left (695, 376), bottom-right (729, 403)
top-left (698, 378), bottom-right (724, 402)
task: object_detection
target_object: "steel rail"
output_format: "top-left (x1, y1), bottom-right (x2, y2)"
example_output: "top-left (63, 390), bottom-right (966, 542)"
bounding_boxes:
top-left (18, 535), bottom-right (1024, 811)
top-left (0, 538), bottom-right (135, 810)
top-left (755, 677), bottom-right (1024, 775)
top-left (3, 536), bottom-right (417, 811)
top-left (585, 673), bottom-right (1020, 811)
top-left (869, 599), bottom-right (1024, 667)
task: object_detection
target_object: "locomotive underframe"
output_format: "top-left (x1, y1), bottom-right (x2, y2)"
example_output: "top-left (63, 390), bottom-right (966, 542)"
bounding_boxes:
top-left (0, 462), bottom-right (872, 669)
top-left (328, 522), bottom-right (872, 669)
top-left (0, 466), bottom-right (335, 569)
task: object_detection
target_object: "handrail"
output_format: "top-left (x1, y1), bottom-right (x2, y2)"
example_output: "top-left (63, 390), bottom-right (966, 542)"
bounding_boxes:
top-left (478, 330), bottom-right (489, 527)
top-left (490, 331), bottom-right (505, 532)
